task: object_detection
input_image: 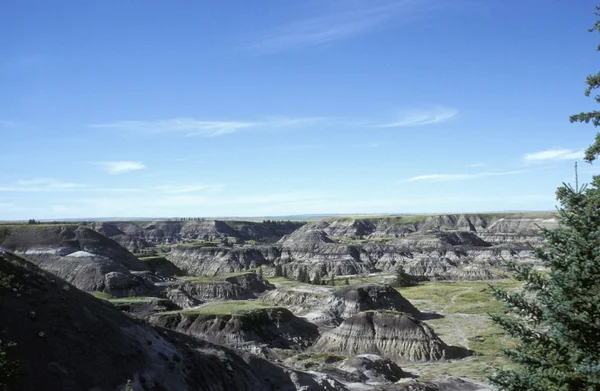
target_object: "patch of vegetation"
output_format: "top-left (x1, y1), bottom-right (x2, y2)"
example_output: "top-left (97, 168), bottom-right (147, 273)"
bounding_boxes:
top-left (294, 353), bottom-right (346, 363)
top-left (162, 300), bottom-right (276, 316)
top-left (109, 297), bottom-right (166, 304)
top-left (90, 291), bottom-right (114, 300)
top-left (180, 270), bottom-right (258, 283)
top-left (0, 341), bottom-right (22, 390)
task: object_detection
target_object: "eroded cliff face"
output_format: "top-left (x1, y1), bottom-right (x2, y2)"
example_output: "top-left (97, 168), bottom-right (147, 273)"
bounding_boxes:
top-left (111, 219), bottom-right (305, 245)
top-left (0, 225), bottom-right (154, 296)
top-left (162, 213), bottom-right (556, 281)
top-left (312, 311), bottom-right (468, 363)
top-left (109, 212), bottom-right (555, 287)
top-left (149, 307), bottom-right (320, 353)
top-left (262, 283), bottom-right (419, 327)
top-left (0, 252), bottom-right (347, 391)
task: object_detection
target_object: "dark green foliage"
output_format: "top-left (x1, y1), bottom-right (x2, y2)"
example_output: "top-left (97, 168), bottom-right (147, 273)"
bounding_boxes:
top-left (258, 266), bottom-right (263, 280)
top-left (0, 341), bottom-right (22, 391)
top-left (296, 266), bottom-right (310, 283)
top-left (489, 182), bottom-right (600, 390)
top-left (570, 6), bottom-right (600, 163)
top-left (274, 264), bottom-right (283, 278)
top-left (329, 274), bottom-right (335, 286)
top-left (311, 273), bottom-right (321, 285)
top-left (282, 266), bottom-right (288, 279)
top-left (393, 261), bottom-right (414, 287)
top-left (489, 9), bottom-right (600, 389)
top-left (122, 379), bottom-right (133, 391)
top-left (344, 278), bottom-right (350, 285)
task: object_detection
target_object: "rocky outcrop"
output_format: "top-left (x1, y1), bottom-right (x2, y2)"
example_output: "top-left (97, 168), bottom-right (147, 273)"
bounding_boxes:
top-left (262, 283), bottom-right (419, 326)
top-left (149, 307), bottom-right (320, 352)
top-left (90, 222), bottom-right (152, 251)
top-left (110, 297), bottom-right (181, 318)
top-left (312, 311), bottom-right (469, 363)
top-left (337, 354), bottom-right (406, 383)
top-left (112, 219), bottom-right (304, 245)
top-left (0, 225), bottom-right (153, 296)
top-left (168, 272), bottom-right (275, 303)
top-left (166, 246), bottom-right (278, 275)
top-left (155, 213), bottom-right (557, 281)
top-left (0, 252), bottom-right (347, 391)
top-left (332, 283), bottom-right (420, 319)
top-left (166, 288), bottom-right (204, 309)
top-left (173, 281), bottom-right (256, 301)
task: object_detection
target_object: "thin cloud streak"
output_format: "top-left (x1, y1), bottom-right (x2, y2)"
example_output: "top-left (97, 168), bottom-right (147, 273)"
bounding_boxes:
top-left (402, 170), bottom-right (527, 183)
top-left (377, 106), bottom-right (457, 127)
top-left (249, 0), bottom-right (440, 53)
top-left (89, 107), bottom-right (458, 139)
top-left (0, 179), bottom-right (224, 194)
top-left (95, 161), bottom-right (146, 175)
top-left (89, 117), bottom-right (321, 137)
top-left (523, 149), bottom-right (584, 162)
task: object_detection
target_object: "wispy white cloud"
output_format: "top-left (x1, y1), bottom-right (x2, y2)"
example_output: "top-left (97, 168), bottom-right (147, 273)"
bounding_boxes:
top-left (402, 170), bottom-right (527, 183)
top-left (466, 163), bottom-right (485, 168)
top-left (0, 179), bottom-right (87, 192)
top-left (95, 161), bottom-right (146, 175)
top-left (0, 178), bottom-right (224, 195)
top-left (89, 117), bottom-right (320, 137)
top-left (377, 106), bottom-right (457, 127)
top-left (249, 0), bottom-right (441, 53)
top-left (523, 149), bottom-right (584, 163)
top-left (90, 107), bottom-right (457, 140)
top-left (152, 184), bottom-right (225, 194)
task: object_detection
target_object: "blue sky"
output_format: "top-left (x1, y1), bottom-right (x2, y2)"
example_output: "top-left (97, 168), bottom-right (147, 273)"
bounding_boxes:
top-left (2, 0), bottom-right (600, 219)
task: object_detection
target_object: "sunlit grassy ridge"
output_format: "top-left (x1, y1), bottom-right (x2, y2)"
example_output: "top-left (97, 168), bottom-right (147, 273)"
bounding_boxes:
top-left (399, 279), bottom-right (522, 380)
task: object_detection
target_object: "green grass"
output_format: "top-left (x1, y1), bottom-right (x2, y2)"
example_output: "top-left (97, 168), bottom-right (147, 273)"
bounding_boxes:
top-left (397, 278), bottom-right (522, 381)
top-left (180, 270), bottom-right (259, 283)
top-left (108, 296), bottom-right (166, 304)
top-left (294, 353), bottom-right (346, 362)
top-left (90, 291), bottom-right (114, 300)
top-left (161, 300), bottom-right (277, 316)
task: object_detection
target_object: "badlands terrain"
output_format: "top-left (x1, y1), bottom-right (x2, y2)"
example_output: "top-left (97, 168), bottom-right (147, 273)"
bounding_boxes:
top-left (0, 212), bottom-right (557, 390)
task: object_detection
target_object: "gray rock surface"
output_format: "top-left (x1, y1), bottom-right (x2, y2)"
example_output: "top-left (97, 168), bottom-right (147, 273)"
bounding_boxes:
top-left (262, 283), bottom-right (419, 327)
top-left (312, 311), bottom-right (469, 363)
top-left (0, 252), bottom-right (348, 391)
top-left (149, 307), bottom-right (320, 352)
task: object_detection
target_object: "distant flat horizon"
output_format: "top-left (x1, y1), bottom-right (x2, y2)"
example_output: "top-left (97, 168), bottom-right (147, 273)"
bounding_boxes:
top-left (0, 210), bottom-right (557, 223)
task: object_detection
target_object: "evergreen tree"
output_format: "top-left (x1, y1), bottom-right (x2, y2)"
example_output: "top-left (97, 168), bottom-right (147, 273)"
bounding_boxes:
top-left (489, 8), bottom-right (600, 389)
top-left (344, 278), bottom-right (350, 285)
top-left (296, 267), bottom-right (305, 283)
top-left (282, 266), bottom-right (288, 279)
top-left (312, 273), bottom-right (321, 285)
top-left (394, 261), bottom-right (413, 287)
top-left (329, 274), bottom-right (335, 286)
top-left (258, 266), bottom-right (264, 280)
top-left (274, 264), bottom-right (283, 277)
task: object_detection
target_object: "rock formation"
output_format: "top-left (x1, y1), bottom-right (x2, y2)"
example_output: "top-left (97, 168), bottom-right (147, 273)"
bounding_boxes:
top-left (312, 311), bottom-right (469, 362)
top-left (149, 307), bottom-right (320, 352)
top-left (0, 225), bottom-right (153, 296)
top-left (0, 251), bottom-right (347, 391)
top-left (262, 283), bottom-right (420, 326)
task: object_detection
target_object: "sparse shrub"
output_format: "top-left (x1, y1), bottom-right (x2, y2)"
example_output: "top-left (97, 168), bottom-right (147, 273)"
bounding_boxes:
top-left (274, 264), bottom-right (283, 278)
top-left (344, 278), bottom-right (350, 285)
top-left (0, 341), bottom-right (22, 390)
top-left (258, 266), bottom-right (264, 279)
top-left (128, 289), bottom-right (136, 297)
top-left (393, 261), bottom-right (415, 287)
top-left (312, 273), bottom-right (321, 285)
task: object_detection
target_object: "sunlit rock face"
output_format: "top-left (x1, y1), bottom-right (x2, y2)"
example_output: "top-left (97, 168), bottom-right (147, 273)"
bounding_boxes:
top-left (312, 311), bottom-right (470, 363)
